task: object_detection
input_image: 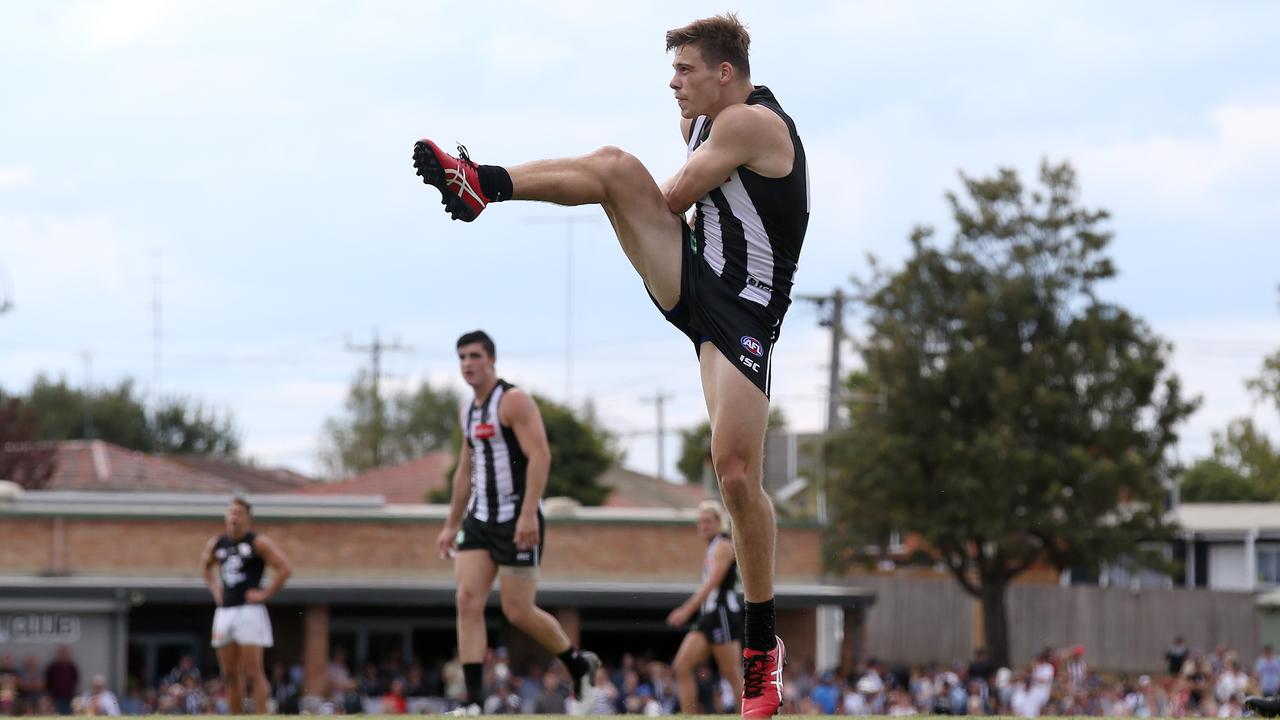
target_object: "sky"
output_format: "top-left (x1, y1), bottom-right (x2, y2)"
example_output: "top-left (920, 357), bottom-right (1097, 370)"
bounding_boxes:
top-left (1, 1), bottom-right (1278, 480)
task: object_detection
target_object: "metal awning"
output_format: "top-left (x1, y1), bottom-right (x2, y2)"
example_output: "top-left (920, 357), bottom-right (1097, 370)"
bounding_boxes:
top-left (0, 575), bottom-right (874, 609)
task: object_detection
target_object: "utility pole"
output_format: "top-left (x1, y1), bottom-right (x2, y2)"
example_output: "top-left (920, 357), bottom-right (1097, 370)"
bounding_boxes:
top-left (527, 215), bottom-right (596, 406)
top-left (345, 329), bottom-right (413, 468)
top-left (151, 250), bottom-right (163, 401)
top-left (0, 262), bottom-right (13, 315)
top-left (798, 288), bottom-right (849, 524)
top-left (640, 390), bottom-right (674, 482)
top-left (81, 351), bottom-right (95, 440)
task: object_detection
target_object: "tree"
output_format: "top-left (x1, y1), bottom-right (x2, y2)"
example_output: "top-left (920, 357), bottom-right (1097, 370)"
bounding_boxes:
top-left (320, 371), bottom-right (462, 477)
top-left (151, 399), bottom-right (240, 457)
top-left (1181, 419), bottom-right (1280, 501)
top-left (535, 395), bottom-right (619, 505)
top-left (431, 394), bottom-right (618, 506)
top-left (677, 408), bottom-right (788, 485)
top-left (12, 375), bottom-right (239, 457)
top-left (0, 398), bottom-right (57, 489)
top-left (827, 160), bottom-right (1197, 667)
top-left (1181, 288), bottom-right (1280, 502)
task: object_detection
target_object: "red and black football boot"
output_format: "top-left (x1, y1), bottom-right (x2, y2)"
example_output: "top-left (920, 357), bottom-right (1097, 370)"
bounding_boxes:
top-left (741, 636), bottom-right (786, 718)
top-left (412, 139), bottom-right (491, 222)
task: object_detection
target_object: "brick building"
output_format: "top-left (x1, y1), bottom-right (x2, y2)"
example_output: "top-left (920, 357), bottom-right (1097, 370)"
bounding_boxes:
top-left (0, 482), bottom-right (872, 699)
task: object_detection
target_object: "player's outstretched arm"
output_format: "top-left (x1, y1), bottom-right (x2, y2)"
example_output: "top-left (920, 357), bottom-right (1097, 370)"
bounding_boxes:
top-left (248, 534), bottom-right (293, 603)
top-left (438, 434), bottom-right (473, 559)
top-left (199, 536), bottom-right (223, 607)
top-left (503, 389), bottom-right (551, 551)
top-left (666, 539), bottom-right (735, 626)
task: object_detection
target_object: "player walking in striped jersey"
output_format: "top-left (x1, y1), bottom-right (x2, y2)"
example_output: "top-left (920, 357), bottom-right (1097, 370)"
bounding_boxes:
top-left (668, 501), bottom-right (744, 713)
top-left (413, 14), bottom-right (802, 717)
top-left (436, 330), bottom-right (600, 715)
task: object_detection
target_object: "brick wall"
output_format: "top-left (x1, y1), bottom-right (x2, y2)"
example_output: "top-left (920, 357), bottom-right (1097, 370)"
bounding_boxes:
top-left (1, 515), bottom-right (824, 583)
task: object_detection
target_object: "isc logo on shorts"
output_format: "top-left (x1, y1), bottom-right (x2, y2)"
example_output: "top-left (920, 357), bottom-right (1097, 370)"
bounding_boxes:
top-left (740, 336), bottom-right (764, 357)
top-left (473, 423), bottom-right (496, 440)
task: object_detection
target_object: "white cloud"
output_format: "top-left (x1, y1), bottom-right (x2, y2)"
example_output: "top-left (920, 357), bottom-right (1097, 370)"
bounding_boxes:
top-left (1074, 104), bottom-right (1280, 205)
top-left (483, 30), bottom-right (571, 79)
top-left (0, 167), bottom-right (32, 189)
top-left (0, 211), bottom-right (131, 294)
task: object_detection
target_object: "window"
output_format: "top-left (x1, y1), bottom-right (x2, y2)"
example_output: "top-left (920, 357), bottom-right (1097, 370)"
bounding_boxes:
top-left (1258, 544), bottom-right (1280, 586)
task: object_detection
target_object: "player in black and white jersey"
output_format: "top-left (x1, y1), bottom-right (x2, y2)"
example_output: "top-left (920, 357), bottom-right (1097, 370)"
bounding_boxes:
top-left (436, 330), bottom-right (600, 715)
top-left (413, 14), bottom-right (803, 717)
top-left (668, 501), bottom-right (744, 713)
top-left (200, 496), bottom-right (293, 715)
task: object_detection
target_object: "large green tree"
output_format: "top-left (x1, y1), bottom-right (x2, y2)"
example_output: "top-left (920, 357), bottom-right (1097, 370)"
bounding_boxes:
top-left (7, 375), bottom-right (239, 457)
top-left (320, 371), bottom-right (462, 476)
top-left (827, 160), bottom-right (1197, 666)
top-left (432, 394), bottom-right (618, 506)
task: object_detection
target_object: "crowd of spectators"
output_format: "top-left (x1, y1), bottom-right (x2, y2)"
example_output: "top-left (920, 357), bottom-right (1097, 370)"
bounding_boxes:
top-left (5, 635), bottom-right (1280, 716)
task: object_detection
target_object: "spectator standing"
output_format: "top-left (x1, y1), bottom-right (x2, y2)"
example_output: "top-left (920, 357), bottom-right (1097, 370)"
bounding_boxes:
top-left (810, 672), bottom-right (840, 715)
top-left (44, 645), bottom-right (79, 715)
top-left (167, 655), bottom-right (201, 688)
top-left (326, 648), bottom-right (351, 701)
top-left (968, 647), bottom-right (995, 689)
top-left (18, 655), bottom-right (44, 714)
top-left (1217, 656), bottom-right (1250, 704)
top-left (533, 672), bottom-right (568, 714)
top-left (1064, 645), bottom-right (1088, 693)
top-left (1167, 635), bottom-right (1190, 676)
top-left (1258, 644), bottom-right (1280, 697)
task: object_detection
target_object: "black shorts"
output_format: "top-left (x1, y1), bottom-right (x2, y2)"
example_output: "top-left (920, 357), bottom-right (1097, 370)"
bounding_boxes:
top-left (456, 511), bottom-right (544, 567)
top-left (649, 222), bottom-right (782, 397)
top-left (693, 606), bottom-right (743, 645)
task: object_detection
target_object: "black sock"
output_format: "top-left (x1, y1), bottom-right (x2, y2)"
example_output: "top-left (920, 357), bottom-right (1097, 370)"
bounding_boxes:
top-left (558, 647), bottom-right (587, 676)
top-left (477, 165), bottom-right (513, 202)
top-left (744, 599), bottom-right (777, 652)
top-left (463, 662), bottom-right (483, 705)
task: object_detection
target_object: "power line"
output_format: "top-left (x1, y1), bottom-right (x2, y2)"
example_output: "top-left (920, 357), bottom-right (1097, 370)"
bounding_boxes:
top-left (526, 215), bottom-right (598, 406)
top-left (640, 389), bottom-right (675, 482)
top-left (345, 329), bottom-right (414, 468)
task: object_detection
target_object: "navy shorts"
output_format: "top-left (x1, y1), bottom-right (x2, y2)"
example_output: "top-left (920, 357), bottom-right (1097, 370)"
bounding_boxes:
top-left (457, 511), bottom-right (544, 567)
top-left (648, 222), bottom-right (782, 397)
top-left (693, 606), bottom-right (743, 645)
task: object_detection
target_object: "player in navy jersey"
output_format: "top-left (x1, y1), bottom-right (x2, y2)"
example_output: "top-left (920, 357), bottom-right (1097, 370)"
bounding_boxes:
top-left (200, 496), bottom-right (293, 715)
top-left (436, 330), bottom-right (600, 715)
top-left (413, 15), bottom-right (802, 717)
top-left (668, 501), bottom-right (744, 713)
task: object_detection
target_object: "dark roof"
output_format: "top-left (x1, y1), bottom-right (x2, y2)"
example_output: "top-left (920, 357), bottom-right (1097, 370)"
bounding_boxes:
top-left (30, 440), bottom-right (315, 493)
top-left (166, 455), bottom-right (314, 493)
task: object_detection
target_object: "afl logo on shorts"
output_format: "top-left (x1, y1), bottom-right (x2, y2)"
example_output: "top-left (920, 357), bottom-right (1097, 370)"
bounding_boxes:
top-left (740, 336), bottom-right (764, 358)
top-left (474, 423), bottom-right (496, 440)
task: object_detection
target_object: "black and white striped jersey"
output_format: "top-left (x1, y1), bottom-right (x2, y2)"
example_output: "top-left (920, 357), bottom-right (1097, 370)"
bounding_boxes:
top-left (461, 379), bottom-right (531, 524)
top-left (701, 533), bottom-right (742, 614)
top-left (687, 85), bottom-right (810, 319)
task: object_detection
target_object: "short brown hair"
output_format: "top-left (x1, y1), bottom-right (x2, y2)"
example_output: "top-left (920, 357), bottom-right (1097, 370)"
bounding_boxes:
top-left (665, 13), bottom-right (751, 78)
top-left (230, 495), bottom-right (252, 515)
top-left (456, 330), bottom-right (495, 359)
